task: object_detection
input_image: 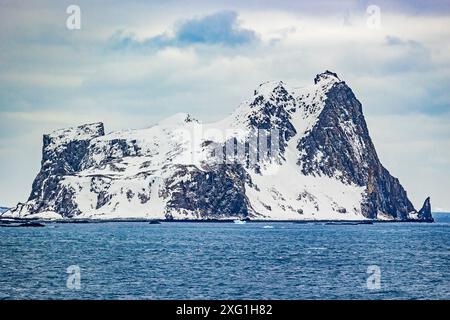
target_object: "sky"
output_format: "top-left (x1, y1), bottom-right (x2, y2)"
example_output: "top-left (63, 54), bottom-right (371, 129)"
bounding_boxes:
top-left (0, 0), bottom-right (449, 211)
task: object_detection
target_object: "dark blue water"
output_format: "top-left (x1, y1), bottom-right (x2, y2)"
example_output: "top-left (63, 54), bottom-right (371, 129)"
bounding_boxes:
top-left (0, 214), bottom-right (449, 300)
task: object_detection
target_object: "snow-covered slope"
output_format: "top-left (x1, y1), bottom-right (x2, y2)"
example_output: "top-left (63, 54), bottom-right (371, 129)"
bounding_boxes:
top-left (2, 71), bottom-right (432, 221)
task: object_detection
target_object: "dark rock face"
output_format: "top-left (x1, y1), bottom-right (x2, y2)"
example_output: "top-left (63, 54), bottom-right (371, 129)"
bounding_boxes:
top-left (418, 197), bottom-right (433, 221)
top-left (205, 83), bottom-right (298, 173)
top-left (297, 81), bottom-right (416, 219)
top-left (163, 164), bottom-right (252, 219)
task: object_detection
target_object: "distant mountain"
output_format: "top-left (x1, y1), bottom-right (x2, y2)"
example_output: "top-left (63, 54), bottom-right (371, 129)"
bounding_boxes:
top-left (1, 71), bottom-right (432, 221)
top-left (0, 207), bottom-right (9, 214)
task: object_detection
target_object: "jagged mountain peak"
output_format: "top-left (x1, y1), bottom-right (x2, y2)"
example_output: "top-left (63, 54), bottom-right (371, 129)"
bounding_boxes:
top-left (2, 71), bottom-right (432, 222)
top-left (47, 122), bottom-right (104, 138)
top-left (314, 70), bottom-right (341, 85)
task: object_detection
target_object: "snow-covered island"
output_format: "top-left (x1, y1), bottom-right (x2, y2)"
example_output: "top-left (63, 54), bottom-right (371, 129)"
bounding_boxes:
top-left (1, 71), bottom-right (433, 222)
top-left (0, 207), bottom-right (10, 214)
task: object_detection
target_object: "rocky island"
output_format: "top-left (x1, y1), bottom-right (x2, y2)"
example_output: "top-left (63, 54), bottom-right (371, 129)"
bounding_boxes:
top-left (1, 71), bottom-right (433, 222)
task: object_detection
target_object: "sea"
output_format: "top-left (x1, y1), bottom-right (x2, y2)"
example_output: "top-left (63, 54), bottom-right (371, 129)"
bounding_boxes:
top-left (0, 213), bottom-right (449, 300)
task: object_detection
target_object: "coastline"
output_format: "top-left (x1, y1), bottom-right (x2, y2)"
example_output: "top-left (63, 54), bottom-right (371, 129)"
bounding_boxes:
top-left (0, 217), bottom-right (434, 224)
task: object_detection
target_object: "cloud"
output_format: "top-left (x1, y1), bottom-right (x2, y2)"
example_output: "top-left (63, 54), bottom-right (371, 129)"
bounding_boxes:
top-left (109, 11), bottom-right (259, 51)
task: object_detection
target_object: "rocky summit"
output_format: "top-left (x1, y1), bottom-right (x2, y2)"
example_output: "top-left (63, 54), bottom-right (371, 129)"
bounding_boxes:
top-left (2, 71), bottom-right (433, 221)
